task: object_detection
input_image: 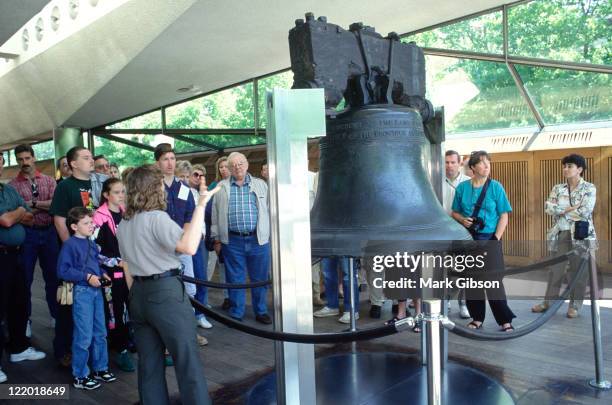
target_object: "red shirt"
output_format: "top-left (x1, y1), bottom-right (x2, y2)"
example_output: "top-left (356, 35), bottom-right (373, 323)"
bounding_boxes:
top-left (9, 171), bottom-right (56, 227)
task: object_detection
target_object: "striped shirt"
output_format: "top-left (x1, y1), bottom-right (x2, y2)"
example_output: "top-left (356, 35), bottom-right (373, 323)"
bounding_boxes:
top-left (10, 171), bottom-right (56, 226)
top-left (228, 174), bottom-right (258, 233)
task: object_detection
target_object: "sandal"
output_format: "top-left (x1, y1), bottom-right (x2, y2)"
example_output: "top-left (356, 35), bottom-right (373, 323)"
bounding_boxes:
top-left (500, 325), bottom-right (514, 332)
top-left (467, 321), bottom-right (482, 329)
top-left (531, 303), bottom-right (549, 313)
top-left (385, 316), bottom-right (405, 326)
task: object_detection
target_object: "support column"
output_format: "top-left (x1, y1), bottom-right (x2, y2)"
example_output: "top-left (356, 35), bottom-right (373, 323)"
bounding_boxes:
top-left (267, 88), bottom-right (326, 405)
top-left (53, 127), bottom-right (83, 163)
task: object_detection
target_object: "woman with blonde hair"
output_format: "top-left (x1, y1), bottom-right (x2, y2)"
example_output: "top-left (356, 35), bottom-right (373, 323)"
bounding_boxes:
top-left (212, 156), bottom-right (230, 186)
top-left (116, 165), bottom-right (218, 405)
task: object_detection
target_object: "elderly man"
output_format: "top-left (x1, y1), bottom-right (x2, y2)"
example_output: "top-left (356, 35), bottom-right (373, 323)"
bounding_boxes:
top-left (443, 150), bottom-right (471, 319)
top-left (0, 153), bottom-right (46, 383)
top-left (212, 152), bottom-right (271, 324)
top-left (10, 144), bottom-right (59, 335)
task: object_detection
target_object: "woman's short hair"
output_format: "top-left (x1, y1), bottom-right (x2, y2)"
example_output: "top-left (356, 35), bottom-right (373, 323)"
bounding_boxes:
top-left (192, 164), bottom-right (206, 175)
top-left (468, 150), bottom-right (491, 169)
top-left (561, 153), bottom-right (587, 175)
top-left (215, 156), bottom-right (229, 182)
top-left (124, 165), bottom-right (166, 220)
top-left (175, 160), bottom-right (192, 175)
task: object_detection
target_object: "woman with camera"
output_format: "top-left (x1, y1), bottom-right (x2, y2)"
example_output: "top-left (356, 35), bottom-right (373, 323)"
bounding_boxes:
top-left (451, 151), bottom-right (515, 331)
top-left (116, 165), bottom-right (219, 405)
top-left (532, 153), bottom-right (596, 318)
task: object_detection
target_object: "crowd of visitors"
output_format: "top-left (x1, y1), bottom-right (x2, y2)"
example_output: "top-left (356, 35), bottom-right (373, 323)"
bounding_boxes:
top-left (0, 142), bottom-right (598, 403)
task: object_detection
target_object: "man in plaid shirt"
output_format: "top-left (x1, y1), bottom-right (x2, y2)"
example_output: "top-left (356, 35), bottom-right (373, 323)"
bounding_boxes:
top-left (9, 144), bottom-right (59, 335)
top-left (211, 152), bottom-right (272, 324)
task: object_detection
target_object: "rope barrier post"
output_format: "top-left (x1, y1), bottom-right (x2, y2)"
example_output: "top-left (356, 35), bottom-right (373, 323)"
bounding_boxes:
top-left (267, 88), bottom-right (326, 405)
top-left (587, 251), bottom-right (611, 390)
top-left (348, 257), bottom-right (358, 333)
top-left (440, 268), bottom-right (448, 369)
top-left (423, 299), bottom-right (442, 405)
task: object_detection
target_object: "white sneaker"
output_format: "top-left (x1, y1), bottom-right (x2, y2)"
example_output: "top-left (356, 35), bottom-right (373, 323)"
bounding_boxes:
top-left (197, 316), bottom-right (213, 329)
top-left (0, 367), bottom-right (7, 383)
top-left (313, 306), bottom-right (340, 318)
top-left (459, 305), bottom-right (470, 319)
top-left (10, 347), bottom-right (46, 363)
top-left (25, 320), bottom-right (32, 338)
top-left (338, 312), bottom-right (360, 324)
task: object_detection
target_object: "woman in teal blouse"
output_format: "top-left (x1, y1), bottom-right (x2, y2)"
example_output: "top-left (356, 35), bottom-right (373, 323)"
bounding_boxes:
top-left (451, 151), bottom-right (515, 331)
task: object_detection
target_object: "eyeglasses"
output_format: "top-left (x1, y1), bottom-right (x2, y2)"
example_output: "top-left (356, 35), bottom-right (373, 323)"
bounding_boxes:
top-left (192, 172), bottom-right (204, 178)
top-left (96, 163), bottom-right (110, 169)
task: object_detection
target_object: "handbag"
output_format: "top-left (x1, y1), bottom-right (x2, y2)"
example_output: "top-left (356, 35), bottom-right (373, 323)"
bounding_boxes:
top-left (56, 239), bottom-right (93, 305)
top-left (56, 282), bottom-right (74, 306)
top-left (567, 181), bottom-right (589, 240)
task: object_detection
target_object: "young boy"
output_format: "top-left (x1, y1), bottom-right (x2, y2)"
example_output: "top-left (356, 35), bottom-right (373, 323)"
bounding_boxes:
top-left (57, 207), bottom-right (117, 390)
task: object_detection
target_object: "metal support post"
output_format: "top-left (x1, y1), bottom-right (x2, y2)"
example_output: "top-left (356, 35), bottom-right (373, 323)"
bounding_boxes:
top-left (424, 108), bottom-right (448, 368)
top-left (587, 252), bottom-right (611, 390)
top-left (424, 300), bottom-right (442, 405)
top-left (348, 257), bottom-right (358, 332)
top-left (267, 88), bottom-right (326, 405)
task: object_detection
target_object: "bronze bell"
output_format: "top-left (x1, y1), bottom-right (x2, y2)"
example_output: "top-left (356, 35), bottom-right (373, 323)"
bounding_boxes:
top-left (310, 105), bottom-right (471, 257)
top-left (288, 15), bottom-right (471, 256)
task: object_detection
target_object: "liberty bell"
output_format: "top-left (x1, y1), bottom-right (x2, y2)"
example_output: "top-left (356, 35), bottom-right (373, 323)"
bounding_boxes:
top-left (289, 14), bottom-right (471, 257)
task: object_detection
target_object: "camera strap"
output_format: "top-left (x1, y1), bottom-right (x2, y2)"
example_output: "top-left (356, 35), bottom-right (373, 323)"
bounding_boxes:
top-left (470, 178), bottom-right (491, 221)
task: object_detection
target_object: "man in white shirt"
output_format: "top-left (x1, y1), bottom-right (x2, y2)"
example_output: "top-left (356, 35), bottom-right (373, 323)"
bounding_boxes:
top-left (443, 150), bottom-right (471, 318)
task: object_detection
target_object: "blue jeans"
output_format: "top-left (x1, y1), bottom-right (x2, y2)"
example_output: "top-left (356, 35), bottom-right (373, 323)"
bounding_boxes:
top-left (19, 226), bottom-right (59, 319)
top-left (179, 254), bottom-right (196, 297)
top-left (321, 257), bottom-right (359, 311)
top-left (72, 285), bottom-right (108, 378)
top-left (192, 240), bottom-right (210, 316)
top-left (222, 235), bottom-right (270, 319)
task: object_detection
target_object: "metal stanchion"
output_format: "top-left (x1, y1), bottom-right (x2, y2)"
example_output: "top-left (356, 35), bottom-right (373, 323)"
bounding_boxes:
top-left (423, 300), bottom-right (442, 405)
top-left (587, 252), bottom-right (611, 390)
top-left (348, 257), bottom-right (357, 333)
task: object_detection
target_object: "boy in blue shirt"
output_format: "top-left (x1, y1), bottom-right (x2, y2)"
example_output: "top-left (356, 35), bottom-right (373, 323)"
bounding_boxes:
top-left (57, 207), bottom-right (117, 390)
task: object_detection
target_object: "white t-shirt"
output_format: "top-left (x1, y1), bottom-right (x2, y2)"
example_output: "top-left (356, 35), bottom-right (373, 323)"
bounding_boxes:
top-left (442, 172), bottom-right (471, 215)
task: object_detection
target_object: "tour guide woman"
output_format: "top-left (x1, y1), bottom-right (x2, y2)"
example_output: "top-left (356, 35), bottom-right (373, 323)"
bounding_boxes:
top-left (117, 165), bottom-right (218, 405)
top-left (451, 150), bottom-right (515, 332)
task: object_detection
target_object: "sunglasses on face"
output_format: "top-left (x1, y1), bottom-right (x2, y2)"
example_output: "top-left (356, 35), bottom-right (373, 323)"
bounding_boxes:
top-left (192, 172), bottom-right (204, 178)
top-left (31, 182), bottom-right (39, 198)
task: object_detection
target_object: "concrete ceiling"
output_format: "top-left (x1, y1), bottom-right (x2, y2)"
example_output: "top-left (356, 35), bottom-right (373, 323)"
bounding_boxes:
top-left (0, 0), bottom-right (50, 48)
top-left (0, 0), bottom-right (514, 148)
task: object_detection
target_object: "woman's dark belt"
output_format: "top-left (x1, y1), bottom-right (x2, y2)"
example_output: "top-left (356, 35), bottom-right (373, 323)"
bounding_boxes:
top-left (133, 268), bottom-right (181, 282)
